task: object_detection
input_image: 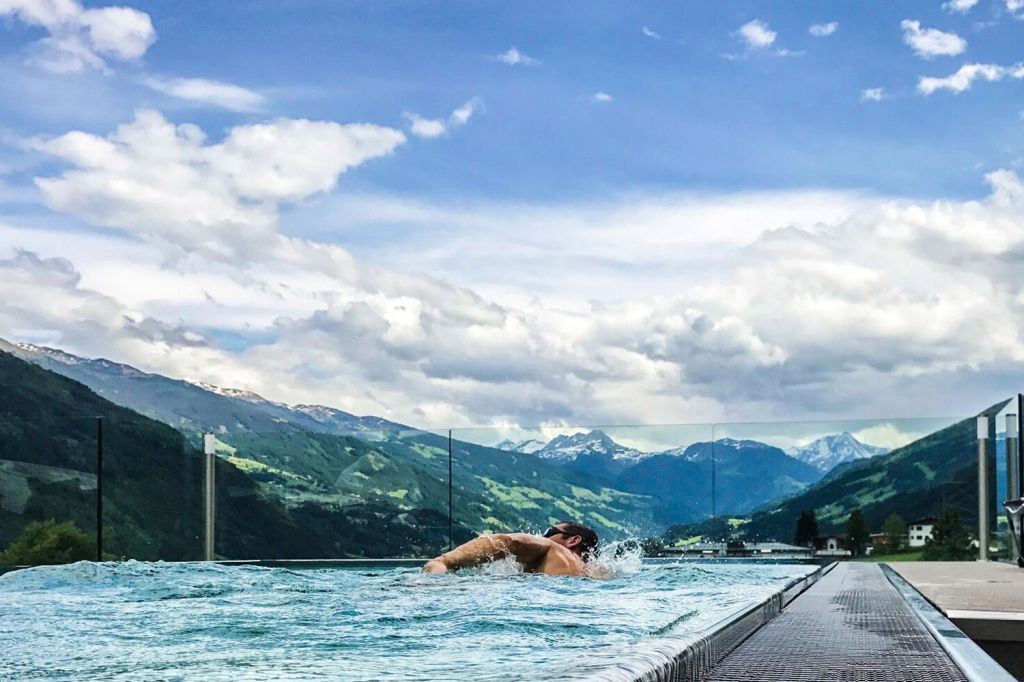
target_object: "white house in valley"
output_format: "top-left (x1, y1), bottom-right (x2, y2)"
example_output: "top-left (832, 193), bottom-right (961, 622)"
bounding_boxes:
top-left (907, 517), bottom-right (937, 548)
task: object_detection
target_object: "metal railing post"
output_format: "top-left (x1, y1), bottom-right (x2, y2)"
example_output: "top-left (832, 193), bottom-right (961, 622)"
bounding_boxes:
top-left (203, 433), bottom-right (216, 561)
top-left (96, 417), bottom-right (103, 562)
top-left (978, 416), bottom-right (990, 561)
top-left (1008, 414), bottom-right (1020, 503)
top-left (448, 430), bottom-right (453, 552)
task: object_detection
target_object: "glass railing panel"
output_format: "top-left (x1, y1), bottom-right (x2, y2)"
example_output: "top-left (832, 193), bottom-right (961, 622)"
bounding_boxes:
top-left (993, 400), bottom-right (1013, 561)
top-left (0, 417), bottom-right (100, 567)
top-left (711, 416), bottom-right (968, 559)
top-left (104, 414), bottom-right (202, 561)
top-left (211, 426), bottom-right (450, 559)
top-left (449, 424), bottom-right (715, 555)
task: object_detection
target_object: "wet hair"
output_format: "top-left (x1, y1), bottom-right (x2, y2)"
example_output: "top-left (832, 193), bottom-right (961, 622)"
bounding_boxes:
top-left (558, 521), bottom-right (599, 559)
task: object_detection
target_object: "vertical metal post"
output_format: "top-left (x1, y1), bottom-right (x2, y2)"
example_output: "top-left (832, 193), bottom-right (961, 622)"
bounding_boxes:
top-left (203, 433), bottom-right (216, 561)
top-left (1017, 395), bottom-right (1024, 559)
top-left (95, 417), bottom-right (103, 562)
top-left (710, 426), bottom-right (716, 520)
top-left (978, 416), bottom-right (990, 561)
top-left (1008, 414), bottom-right (1020, 502)
top-left (448, 430), bottom-right (453, 552)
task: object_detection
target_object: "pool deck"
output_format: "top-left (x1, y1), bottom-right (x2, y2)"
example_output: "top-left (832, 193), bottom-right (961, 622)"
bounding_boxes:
top-left (705, 562), bottom-right (1012, 682)
top-left (889, 561), bottom-right (1024, 679)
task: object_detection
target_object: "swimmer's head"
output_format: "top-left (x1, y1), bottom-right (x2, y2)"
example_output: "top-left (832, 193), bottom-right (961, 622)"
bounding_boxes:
top-left (543, 521), bottom-right (599, 560)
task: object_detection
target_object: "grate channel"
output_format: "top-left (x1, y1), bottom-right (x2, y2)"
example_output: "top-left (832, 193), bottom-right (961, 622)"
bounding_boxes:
top-left (705, 563), bottom-right (967, 682)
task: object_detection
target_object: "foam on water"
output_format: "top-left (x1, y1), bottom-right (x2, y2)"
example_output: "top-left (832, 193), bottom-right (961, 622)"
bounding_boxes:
top-left (0, 559), bottom-right (814, 681)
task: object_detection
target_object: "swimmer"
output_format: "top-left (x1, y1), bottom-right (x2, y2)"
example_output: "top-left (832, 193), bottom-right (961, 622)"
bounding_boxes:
top-left (422, 521), bottom-right (599, 576)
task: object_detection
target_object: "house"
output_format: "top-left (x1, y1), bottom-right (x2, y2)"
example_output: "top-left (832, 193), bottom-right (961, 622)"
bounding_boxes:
top-left (815, 534), bottom-right (851, 557)
top-left (907, 517), bottom-right (937, 548)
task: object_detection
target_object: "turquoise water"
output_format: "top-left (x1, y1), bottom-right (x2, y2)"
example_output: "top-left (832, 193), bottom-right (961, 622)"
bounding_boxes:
top-left (0, 558), bottom-right (815, 680)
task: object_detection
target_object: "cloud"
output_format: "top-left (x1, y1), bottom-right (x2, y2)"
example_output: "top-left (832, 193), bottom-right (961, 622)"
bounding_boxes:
top-left (30, 109), bottom-right (406, 260)
top-left (729, 19), bottom-right (801, 57)
top-left (1008, 0), bottom-right (1024, 16)
top-left (591, 92), bottom-right (613, 103)
top-left (944, 0), bottom-right (979, 12)
top-left (10, 111), bottom-right (1024, 427)
top-left (641, 26), bottom-right (661, 39)
top-left (492, 47), bottom-right (539, 66)
top-left (918, 62), bottom-right (1024, 94)
top-left (901, 20), bottom-right (967, 59)
top-left (861, 87), bottom-right (886, 101)
top-left (0, 0), bottom-right (156, 73)
top-left (735, 19), bottom-right (776, 49)
top-left (403, 97), bottom-right (482, 139)
top-left (402, 113), bottom-right (447, 139)
top-left (808, 22), bottom-right (838, 37)
top-left (141, 76), bottom-right (265, 112)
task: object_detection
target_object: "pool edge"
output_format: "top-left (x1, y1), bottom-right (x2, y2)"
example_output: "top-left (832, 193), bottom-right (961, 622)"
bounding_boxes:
top-left (596, 561), bottom-right (835, 682)
top-left (880, 563), bottom-right (1016, 682)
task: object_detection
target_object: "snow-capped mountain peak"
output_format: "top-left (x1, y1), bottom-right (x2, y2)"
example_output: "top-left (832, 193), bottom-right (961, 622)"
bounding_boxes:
top-left (185, 380), bottom-right (283, 407)
top-left (494, 438), bottom-right (546, 453)
top-left (535, 430), bottom-right (645, 462)
top-left (787, 432), bottom-right (889, 473)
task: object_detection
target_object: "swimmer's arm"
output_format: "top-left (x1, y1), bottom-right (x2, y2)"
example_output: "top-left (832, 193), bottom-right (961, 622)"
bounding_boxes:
top-left (422, 533), bottom-right (550, 573)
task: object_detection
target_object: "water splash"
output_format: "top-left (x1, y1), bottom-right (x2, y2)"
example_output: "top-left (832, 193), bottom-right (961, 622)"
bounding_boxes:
top-left (587, 539), bottom-right (646, 579)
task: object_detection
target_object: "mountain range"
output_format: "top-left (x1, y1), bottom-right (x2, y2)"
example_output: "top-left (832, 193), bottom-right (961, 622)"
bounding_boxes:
top-left (1, 337), bottom-right (998, 559)
top-left (5, 341), bottom-right (846, 530)
top-left (0, 341), bottom-right (662, 550)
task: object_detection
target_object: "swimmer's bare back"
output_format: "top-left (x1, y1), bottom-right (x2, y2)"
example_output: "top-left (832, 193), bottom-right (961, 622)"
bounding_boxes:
top-left (422, 533), bottom-right (587, 576)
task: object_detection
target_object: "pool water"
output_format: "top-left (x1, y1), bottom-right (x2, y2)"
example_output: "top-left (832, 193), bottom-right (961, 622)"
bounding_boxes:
top-left (0, 558), bottom-right (815, 680)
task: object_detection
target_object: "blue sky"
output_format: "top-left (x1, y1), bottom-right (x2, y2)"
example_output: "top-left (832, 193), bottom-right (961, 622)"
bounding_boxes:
top-left (1, 1), bottom-right (1024, 428)
top-left (4, 1), bottom-right (1024, 201)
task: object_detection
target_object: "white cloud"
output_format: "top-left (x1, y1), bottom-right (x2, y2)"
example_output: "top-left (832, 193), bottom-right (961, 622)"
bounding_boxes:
top-left (403, 97), bottom-right (482, 139)
top-left (141, 76), bottom-right (265, 112)
top-left (450, 98), bottom-right (480, 125)
top-left (0, 0), bottom-right (155, 73)
top-left (492, 47), bottom-right (539, 66)
top-left (9, 112), bottom-right (1024, 427)
top-left (402, 113), bottom-right (447, 139)
top-left (809, 22), bottom-right (838, 37)
top-left (1008, 0), bottom-right (1024, 15)
top-left (861, 87), bottom-right (886, 101)
top-left (591, 92), bottom-right (613, 103)
top-left (30, 109), bottom-right (406, 259)
top-left (944, 0), bottom-right (979, 13)
top-left (901, 20), bottom-right (967, 59)
top-left (735, 19), bottom-right (776, 49)
top-left (918, 62), bottom-right (1024, 94)
top-left (641, 26), bottom-right (661, 39)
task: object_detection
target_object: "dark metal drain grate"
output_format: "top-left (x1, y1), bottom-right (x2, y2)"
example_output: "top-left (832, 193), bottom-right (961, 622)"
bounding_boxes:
top-left (705, 564), bottom-right (967, 682)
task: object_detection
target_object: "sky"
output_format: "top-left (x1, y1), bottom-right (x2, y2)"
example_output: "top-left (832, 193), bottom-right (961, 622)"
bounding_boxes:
top-left (1, 0), bottom-right (1024, 430)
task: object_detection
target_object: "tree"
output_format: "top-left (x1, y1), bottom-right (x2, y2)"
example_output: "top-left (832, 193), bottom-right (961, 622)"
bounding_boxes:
top-left (847, 509), bottom-right (868, 557)
top-left (922, 509), bottom-right (976, 561)
top-left (793, 510), bottom-right (818, 548)
top-left (0, 520), bottom-right (93, 566)
top-left (882, 513), bottom-right (906, 554)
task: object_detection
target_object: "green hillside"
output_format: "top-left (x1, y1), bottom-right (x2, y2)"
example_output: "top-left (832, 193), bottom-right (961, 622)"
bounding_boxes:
top-left (0, 351), bottom-right (462, 561)
top-left (9, 341), bottom-right (660, 540)
top-left (737, 402), bottom-right (1006, 541)
top-left (218, 427), bottom-right (659, 540)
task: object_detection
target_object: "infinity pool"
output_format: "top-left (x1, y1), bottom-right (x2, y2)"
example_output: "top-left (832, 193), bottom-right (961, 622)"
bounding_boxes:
top-left (0, 558), bottom-right (815, 680)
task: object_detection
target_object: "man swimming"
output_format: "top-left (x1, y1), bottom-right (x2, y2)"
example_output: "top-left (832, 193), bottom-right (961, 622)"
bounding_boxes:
top-left (422, 521), bottom-right (599, 577)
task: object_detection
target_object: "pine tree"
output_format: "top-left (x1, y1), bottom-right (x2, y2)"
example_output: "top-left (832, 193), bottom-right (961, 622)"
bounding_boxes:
top-left (847, 509), bottom-right (868, 557)
top-left (882, 513), bottom-right (906, 554)
top-left (922, 509), bottom-right (975, 561)
top-left (793, 510), bottom-right (818, 548)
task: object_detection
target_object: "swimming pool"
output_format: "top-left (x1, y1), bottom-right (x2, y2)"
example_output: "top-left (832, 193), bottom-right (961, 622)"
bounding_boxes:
top-left (0, 558), bottom-right (817, 680)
